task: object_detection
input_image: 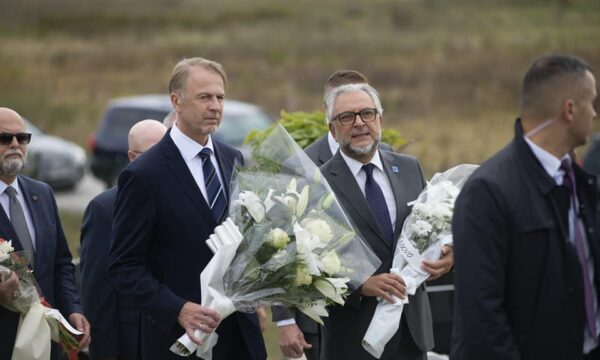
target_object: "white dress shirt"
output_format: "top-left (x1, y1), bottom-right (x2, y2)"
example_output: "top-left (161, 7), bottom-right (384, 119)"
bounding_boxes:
top-left (0, 179), bottom-right (37, 249)
top-left (170, 123), bottom-right (225, 205)
top-left (525, 137), bottom-right (599, 353)
top-left (327, 131), bottom-right (339, 157)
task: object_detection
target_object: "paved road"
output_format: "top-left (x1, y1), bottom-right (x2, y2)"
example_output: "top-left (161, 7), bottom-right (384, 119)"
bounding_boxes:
top-left (55, 173), bottom-right (106, 213)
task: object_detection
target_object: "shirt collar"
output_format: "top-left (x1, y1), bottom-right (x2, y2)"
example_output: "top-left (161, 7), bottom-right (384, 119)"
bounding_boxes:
top-left (339, 149), bottom-right (384, 177)
top-left (327, 131), bottom-right (339, 156)
top-left (0, 178), bottom-right (20, 197)
top-left (170, 122), bottom-right (215, 162)
top-left (524, 136), bottom-right (570, 183)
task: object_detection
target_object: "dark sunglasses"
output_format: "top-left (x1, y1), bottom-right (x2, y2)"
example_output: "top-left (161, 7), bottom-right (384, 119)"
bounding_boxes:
top-left (0, 133), bottom-right (32, 145)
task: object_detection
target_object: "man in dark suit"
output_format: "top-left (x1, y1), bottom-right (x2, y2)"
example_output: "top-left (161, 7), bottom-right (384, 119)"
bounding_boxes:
top-left (0, 107), bottom-right (91, 359)
top-left (273, 70), bottom-right (374, 359)
top-left (108, 58), bottom-right (266, 360)
top-left (318, 83), bottom-right (436, 360)
top-left (452, 54), bottom-right (599, 360)
top-left (80, 119), bottom-right (167, 360)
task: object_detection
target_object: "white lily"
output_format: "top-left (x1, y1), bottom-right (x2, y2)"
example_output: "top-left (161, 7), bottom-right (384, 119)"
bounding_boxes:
top-left (298, 299), bottom-right (329, 325)
top-left (264, 188), bottom-right (276, 212)
top-left (313, 278), bottom-right (348, 305)
top-left (293, 223), bottom-right (321, 276)
top-left (235, 191), bottom-right (265, 223)
top-left (287, 178), bottom-right (298, 194)
top-left (296, 185), bottom-right (309, 217)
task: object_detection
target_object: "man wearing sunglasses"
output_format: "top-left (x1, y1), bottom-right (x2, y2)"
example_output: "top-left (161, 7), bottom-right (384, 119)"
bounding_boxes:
top-left (319, 84), bottom-right (434, 360)
top-left (0, 107), bottom-right (91, 359)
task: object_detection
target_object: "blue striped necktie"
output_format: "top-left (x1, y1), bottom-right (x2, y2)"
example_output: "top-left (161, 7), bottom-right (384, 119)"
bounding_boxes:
top-left (199, 148), bottom-right (227, 223)
top-left (362, 163), bottom-right (394, 246)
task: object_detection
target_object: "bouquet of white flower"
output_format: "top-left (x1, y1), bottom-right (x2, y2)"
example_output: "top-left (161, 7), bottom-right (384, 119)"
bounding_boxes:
top-left (362, 164), bottom-right (478, 358)
top-left (0, 238), bottom-right (83, 360)
top-left (171, 125), bottom-right (381, 359)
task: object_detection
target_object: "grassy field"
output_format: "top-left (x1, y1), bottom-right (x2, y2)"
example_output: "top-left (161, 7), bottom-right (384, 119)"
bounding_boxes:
top-left (1, 0), bottom-right (600, 176)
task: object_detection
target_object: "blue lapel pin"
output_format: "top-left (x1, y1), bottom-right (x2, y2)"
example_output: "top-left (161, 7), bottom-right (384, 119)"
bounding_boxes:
top-left (392, 165), bottom-right (399, 173)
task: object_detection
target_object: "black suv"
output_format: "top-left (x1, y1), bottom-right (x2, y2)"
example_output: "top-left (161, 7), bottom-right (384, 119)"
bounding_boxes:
top-left (88, 94), bottom-right (271, 187)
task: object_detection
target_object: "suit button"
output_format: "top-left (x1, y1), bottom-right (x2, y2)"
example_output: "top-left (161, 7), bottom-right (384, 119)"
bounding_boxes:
top-left (589, 228), bottom-right (595, 234)
top-left (568, 287), bottom-right (574, 293)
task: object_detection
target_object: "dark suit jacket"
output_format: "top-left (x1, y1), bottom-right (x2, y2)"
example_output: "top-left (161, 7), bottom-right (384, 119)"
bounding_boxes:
top-left (451, 119), bottom-right (600, 360)
top-left (108, 132), bottom-right (266, 360)
top-left (304, 134), bottom-right (393, 165)
top-left (320, 150), bottom-right (434, 360)
top-left (0, 176), bottom-right (81, 360)
top-left (80, 186), bottom-right (141, 360)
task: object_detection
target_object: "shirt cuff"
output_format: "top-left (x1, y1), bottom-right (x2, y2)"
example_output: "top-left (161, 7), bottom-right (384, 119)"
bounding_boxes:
top-left (276, 318), bottom-right (297, 327)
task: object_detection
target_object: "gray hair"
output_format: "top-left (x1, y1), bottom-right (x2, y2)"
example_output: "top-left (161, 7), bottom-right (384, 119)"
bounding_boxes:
top-left (324, 83), bottom-right (384, 123)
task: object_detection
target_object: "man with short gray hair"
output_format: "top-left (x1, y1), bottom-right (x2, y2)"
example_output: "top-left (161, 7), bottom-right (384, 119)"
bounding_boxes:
top-left (320, 84), bottom-right (434, 359)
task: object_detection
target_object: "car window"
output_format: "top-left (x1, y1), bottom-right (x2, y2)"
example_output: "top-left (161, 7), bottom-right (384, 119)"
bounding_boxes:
top-left (215, 111), bottom-right (271, 146)
top-left (97, 107), bottom-right (169, 150)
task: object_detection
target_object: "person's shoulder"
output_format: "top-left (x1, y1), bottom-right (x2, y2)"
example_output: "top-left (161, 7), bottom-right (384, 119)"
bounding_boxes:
top-left (17, 175), bottom-right (52, 193)
top-left (213, 139), bottom-right (242, 158)
top-left (381, 150), bottom-right (420, 167)
top-left (90, 186), bottom-right (117, 208)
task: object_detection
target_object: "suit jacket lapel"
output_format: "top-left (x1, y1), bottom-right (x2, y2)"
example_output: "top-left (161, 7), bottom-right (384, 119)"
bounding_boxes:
top-left (380, 151), bottom-right (411, 247)
top-left (0, 193), bottom-right (19, 250)
top-left (327, 152), bottom-right (391, 257)
top-left (16, 177), bottom-right (42, 265)
top-left (212, 141), bottom-right (237, 199)
top-left (160, 134), bottom-right (216, 228)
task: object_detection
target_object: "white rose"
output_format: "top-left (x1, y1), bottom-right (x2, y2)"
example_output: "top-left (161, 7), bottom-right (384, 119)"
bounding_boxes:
top-left (318, 250), bottom-right (341, 275)
top-left (0, 240), bottom-right (14, 258)
top-left (267, 228), bottom-right (289, 249)
top-left (300, 218), bottom-right (333, 246)
top-left (294, 264), bottom-right (313, 286)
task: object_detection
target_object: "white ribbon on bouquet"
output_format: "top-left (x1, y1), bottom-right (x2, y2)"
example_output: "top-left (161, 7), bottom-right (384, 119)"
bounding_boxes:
top-left (361, 232), bottom-right (447, 359)
top-left (170, 218), bottom-right (242, 359)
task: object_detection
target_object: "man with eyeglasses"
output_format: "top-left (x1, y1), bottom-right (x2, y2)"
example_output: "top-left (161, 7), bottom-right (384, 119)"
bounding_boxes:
top-left (0, 107), bottom-right (91, 359)
top-left (319, 84), bottom-right (434, 360)
top-left (80, 119), bottom-right (167, 360)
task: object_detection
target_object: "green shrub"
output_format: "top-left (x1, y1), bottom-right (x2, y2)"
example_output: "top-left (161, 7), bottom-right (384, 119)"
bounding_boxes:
top-left (244, 110), bottom-right (406, 152)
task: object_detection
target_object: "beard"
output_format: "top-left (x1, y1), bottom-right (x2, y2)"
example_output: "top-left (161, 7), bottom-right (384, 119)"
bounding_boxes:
top-left (0, 152), bottom-right (26, 178)
top-left (340, 136), bottom-right (380, 159)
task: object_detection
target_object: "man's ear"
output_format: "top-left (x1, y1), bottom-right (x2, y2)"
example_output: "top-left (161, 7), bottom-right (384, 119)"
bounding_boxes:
top-left (127, 150), bottom-right (137, 162)
top-left (560, 99), bottom-right (576, 123)
top-left (170, 92), bottom-right (181, 112)
top-left (328, 122), bottom-right (337, 141)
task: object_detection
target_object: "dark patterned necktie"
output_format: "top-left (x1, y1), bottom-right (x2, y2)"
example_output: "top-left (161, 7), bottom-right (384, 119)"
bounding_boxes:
top-left (362, 163), bottom-right (394, 246)
top-left (5, 186), bottom-right (35, 267)
top-left (199, 148), bottom-right (227, 223)
top-left (561, 159), bottom-right (598, 340)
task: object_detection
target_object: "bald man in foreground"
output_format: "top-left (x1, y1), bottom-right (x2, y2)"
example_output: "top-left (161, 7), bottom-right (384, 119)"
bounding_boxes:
top-left (80, 119), bottom-right (167, 360)
top-left (0, 107), bottom-right (90, 359)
